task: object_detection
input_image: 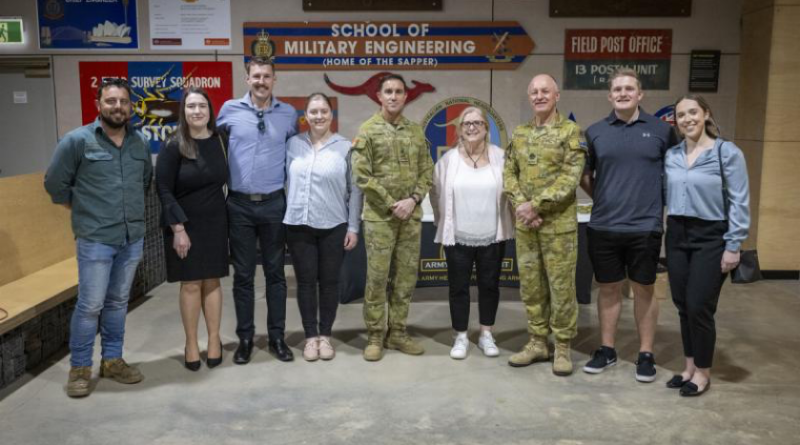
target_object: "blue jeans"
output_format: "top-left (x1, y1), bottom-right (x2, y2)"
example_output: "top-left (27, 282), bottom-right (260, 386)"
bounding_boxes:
top-left (70, 238), bottom-right (144, 367)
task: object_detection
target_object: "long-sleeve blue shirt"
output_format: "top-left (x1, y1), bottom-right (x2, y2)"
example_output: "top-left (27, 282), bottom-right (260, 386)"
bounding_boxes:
top-left (283, 133), bottom-right (362, 233)
top-left (216, 93), bottom-right (297, 194)
top-left (665, 138), bottom-right (750, 251)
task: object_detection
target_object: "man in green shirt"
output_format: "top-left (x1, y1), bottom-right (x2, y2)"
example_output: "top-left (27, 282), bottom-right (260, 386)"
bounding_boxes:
top-left (352, 74), bottom-right (433, 361)
top-left (45, 78), bottom-right (152, 398)
top-left (504, 74), bottom-right (587, 376)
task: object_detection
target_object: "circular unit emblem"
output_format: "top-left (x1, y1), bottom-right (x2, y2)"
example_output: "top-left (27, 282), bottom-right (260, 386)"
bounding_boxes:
top-left (422, 97), bottom-right (508, 163)
top-left (655, 104), bottom-right (676, 127)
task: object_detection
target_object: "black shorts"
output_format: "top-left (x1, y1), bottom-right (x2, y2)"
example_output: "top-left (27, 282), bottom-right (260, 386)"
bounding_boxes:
top-left (587, 228), bottom-right (662, 285)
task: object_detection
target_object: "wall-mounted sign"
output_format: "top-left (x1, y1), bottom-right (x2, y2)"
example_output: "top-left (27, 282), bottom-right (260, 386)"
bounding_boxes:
top-left (0, 18), bottom-right (24, 44)
top-left (79, 61), bottom-right (233, 153)
top-left (421, 97), bottom-right (508, 163)
top-left (243, 21), bottom-right (535, 71)
top-left (564, 29), bottom-right (672, 90)
top-left (303, 0), bottom-right (442, 11)
top-left (37, 0), bottom-right (138, 49)
top-left (689, 50), bottom-right (721, 93)
top-left (324, 72), bottom-right (435, 105)
top-left (149, 0), bottom-right (231, 50)
top-left (550, 0), bottom-right (691, 17)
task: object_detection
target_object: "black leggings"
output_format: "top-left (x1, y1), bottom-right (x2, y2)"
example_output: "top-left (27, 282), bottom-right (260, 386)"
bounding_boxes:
top-left (444, 242), bottom-right (506, 332)
top-left (665, 216), bottom-right (728, 368)
top-left (287, 223), bottom-right (347, 338)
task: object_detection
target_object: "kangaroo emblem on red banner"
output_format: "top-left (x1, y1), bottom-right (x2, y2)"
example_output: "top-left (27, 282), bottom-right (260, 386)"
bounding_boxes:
top-left (324, 72), bottom-right (435, 105)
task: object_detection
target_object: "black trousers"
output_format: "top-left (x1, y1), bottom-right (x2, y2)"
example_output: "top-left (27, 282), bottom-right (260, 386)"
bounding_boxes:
top-left (286, 223), bottom-right (347, 338)
top-left (665, 216), bottom-right (729, 368)
top-left (444, 241), bottom-right (506, 332)
top-left (227, 192), bottom-right (287, 341)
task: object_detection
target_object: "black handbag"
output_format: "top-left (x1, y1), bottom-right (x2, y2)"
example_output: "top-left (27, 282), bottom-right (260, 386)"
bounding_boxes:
top-left (717, 142), bottom-right (761, 283)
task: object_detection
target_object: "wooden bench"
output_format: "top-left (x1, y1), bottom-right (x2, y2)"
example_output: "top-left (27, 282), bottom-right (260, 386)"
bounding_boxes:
top-left (0, 172), bottom-right (77, 335)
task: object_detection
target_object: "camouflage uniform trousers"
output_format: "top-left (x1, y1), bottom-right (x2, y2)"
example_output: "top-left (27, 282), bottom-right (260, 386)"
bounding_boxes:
top-left (362, 219), bottom-right (422, 335)
top-left (516, 227), bottom-right (578, 342)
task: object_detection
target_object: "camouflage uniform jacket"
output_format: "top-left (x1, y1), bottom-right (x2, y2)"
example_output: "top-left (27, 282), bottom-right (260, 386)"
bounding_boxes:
top-left (352, 112), bottom-right (434, 222)
top-left (504, 112), bottom-right (587, 234)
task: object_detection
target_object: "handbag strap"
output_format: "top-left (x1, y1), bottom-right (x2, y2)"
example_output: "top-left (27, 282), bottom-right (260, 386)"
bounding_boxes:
top-left (716, 141), bottom-right (729, 217)
top-left (217, 133), bottom-right (228, 165)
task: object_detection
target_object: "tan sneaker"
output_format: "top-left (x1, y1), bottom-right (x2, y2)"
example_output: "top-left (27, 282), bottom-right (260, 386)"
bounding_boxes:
top-left (67, 366), bottom-right (92, 398)
top-left (384, 331), bottom-right (424, 355)
top-left (363, 334), bottom-right (384, 361)
top-left (318, 336), bottom-right (335, 360)
top-left (553, 341), bottom-right (573, 376)
top-left (508, 336), bottom-right (549, 367)
top-left (303, 337), bottom-right (320, 362)
top-left (99, 358), bottom-right (144, 384)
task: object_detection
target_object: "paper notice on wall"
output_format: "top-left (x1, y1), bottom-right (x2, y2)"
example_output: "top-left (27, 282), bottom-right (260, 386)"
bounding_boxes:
top-left (149, 0), bottom-right (231, 50)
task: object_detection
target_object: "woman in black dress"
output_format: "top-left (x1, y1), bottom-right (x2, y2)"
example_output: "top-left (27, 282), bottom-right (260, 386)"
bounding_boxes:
top-left (156, 87), bottom-right (229, 371)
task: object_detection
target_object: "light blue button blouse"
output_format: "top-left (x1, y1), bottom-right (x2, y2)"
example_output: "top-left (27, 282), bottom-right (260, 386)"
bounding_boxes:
top-left (283, 132), bottom-right (362, 233)
top-left (665, 138), bottom-right (750, 251)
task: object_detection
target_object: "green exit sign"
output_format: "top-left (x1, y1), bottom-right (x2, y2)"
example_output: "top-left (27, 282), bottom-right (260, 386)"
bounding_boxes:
top-left (0, 18), bottom-right (24, 44)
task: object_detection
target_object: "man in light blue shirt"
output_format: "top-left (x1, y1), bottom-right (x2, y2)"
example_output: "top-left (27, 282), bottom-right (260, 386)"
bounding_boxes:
top-left (217, 57), bottom-right (298, 364)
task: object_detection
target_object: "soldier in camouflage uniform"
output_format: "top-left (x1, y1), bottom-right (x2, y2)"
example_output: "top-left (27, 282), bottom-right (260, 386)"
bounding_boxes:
top-left (504, 74), bottom-right (587, 376)
top-left (351, 74), bottom-right (434, 361)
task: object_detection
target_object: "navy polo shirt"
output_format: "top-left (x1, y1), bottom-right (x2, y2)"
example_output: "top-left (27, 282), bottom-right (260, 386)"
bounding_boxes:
top-left (585, 109), bottom-right (679, 233)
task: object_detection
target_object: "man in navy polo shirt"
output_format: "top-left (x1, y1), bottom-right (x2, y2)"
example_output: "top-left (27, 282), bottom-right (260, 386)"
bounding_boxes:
top-left (217, 57), bottom-right (298, 364)
top-left (580, 68), bottom-right (678, 383)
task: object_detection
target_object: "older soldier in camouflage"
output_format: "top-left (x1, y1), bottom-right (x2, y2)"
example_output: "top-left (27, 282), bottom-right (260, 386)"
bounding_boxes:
top-left (352, 74), bottom-right (434, 361)
top-left (504, 74), bottom-right (587, 376)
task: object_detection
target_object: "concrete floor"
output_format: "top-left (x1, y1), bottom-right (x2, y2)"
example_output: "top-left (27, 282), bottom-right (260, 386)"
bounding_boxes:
top-left (1, 269), bottom-right (799, 445)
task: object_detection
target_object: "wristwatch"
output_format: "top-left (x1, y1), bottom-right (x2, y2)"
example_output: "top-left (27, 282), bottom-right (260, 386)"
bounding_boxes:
top-left (410, 193), bottom-right (422, 205)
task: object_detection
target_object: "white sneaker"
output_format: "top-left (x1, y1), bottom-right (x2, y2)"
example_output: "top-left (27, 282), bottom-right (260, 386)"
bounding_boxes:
top-left (478, 332), bottom-right (500, 357)
top-left (450, 334), bottom-right (469, 360)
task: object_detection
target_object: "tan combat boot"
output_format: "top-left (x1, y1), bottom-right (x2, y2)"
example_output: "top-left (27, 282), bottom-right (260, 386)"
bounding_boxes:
top-left (99, 358), bottom-right (144, 384)
top-left (553, 341), bottom-right (574, 376)
top-left (508, 336), bottom-right (549, 367)
top-left (363, 333), bottom-right (384, 361)
top-left (384, 330), bottom-right (424, 355)
top-left (67, 366), bottom-right (92, 398)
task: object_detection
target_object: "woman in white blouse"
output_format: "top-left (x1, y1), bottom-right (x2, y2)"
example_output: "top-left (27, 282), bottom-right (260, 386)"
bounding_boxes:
top-left (284, 93), bottom-right (362, 361)
top-left (430, 106), bottom-right (515, 359)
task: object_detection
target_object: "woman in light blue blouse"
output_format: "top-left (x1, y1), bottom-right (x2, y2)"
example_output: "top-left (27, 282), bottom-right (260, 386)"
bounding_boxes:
top-left (284, 93), bottom-right (362, 361)
top-left (664, 94), bottom-right (750, 397)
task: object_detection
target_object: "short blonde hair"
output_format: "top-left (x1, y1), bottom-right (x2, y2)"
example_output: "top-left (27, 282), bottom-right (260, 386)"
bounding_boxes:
top-left (608, 68), bottom-right (641, 91)
top-left (455, 106), bottom-right (490, 145)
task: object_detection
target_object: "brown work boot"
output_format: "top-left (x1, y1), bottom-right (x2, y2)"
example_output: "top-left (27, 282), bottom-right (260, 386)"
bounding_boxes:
top-left (363, 333), bottom-right (384, 362)
top-left (99, 358), bottom-right (144, 384)
top-left (553, 341), bottom-right (574, 376)
top-left (508, 336), bottom-right (549, 367)
top-left (67, 366), bottom-right (93, 398)
top-left (384, 330), bottom-right (424, 355)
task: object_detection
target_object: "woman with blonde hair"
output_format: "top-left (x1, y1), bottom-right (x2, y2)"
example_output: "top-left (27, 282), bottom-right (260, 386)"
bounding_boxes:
top-left (430, 106), bottom-right (515, 360)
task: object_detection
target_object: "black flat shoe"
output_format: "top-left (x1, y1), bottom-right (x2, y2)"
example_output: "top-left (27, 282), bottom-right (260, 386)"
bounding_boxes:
top-left (184, 349), bottom-right (201, 372)
top-left (680, 380), bottom-right (711, 397)
top-left (269, 338), bottom-right (294, 362)
top-left (233, 338), bottom-right (254, 365)
top-left (207, 342), bottom-right (224, 369)
top-left (666, 374), bottom-right (689, 389)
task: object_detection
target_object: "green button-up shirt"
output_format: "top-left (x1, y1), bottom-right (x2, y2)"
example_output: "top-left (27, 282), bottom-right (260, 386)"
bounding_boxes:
top-left (504, 113), bottom-right (587, 234)
top-left (351, 112), bottom-right (433, 222)
top-left (44, 118), bottom-right (153, 245)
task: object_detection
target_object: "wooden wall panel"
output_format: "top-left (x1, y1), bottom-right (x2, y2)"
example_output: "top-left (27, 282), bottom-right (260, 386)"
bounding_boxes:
top-left (764, 5), bottom-right (800, 141)
top-left (0, 173), bottom-right (74, 286)
top-left (735, 6), bottom-right (773, 142)
top-left (756, 142), bottom-right (800, 270)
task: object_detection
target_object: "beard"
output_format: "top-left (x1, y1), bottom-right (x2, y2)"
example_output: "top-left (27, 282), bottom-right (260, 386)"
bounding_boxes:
top-left (100, 111), bottom-right (129, 129)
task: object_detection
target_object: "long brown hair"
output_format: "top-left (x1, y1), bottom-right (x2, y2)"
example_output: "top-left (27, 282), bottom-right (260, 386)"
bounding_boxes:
top-left (673, 94), bottom-right (721, 139)
top-left (171, 87), bottom-right (217, 159)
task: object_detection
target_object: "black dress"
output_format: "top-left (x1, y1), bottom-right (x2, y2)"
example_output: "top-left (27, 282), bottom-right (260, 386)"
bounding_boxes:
top-left (156, 134), bottom-right (229, 282)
